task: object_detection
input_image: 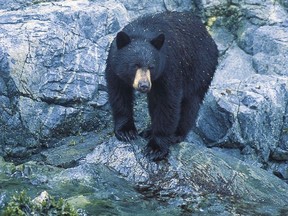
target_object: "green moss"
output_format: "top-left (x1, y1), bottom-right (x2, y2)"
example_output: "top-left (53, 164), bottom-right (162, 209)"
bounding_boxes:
top-left (2, 191), bottom-right (29, 216)
top-left (207, 16), bottom-right (217, 28)
top-left (0, 157), bottom-right (16, 174)
top-left (205, 5), bottom-right (243, 32)
top-left (2, 191), bottom-right (78, 216)
top-left (68, 140), bottom-right (77, 146)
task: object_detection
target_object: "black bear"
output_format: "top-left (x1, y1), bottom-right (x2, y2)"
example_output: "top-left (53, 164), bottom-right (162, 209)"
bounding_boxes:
top-left (105, 12), bottom-right (218, 161)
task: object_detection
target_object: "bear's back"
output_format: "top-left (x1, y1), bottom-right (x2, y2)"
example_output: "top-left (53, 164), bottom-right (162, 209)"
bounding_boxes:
top-left (122, 12), bottom-right (205, 46)
top-left (122, 12), bottom-right (217, 60)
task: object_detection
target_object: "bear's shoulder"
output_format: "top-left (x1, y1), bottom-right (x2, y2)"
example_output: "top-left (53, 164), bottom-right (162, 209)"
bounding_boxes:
top-left (121, 12), bottom-right (202, 41)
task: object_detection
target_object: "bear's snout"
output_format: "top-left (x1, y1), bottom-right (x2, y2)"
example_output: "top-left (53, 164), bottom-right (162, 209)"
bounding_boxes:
top-left (138, 80), bottom-right (151, 93)
top-left (133, 68), bottom-right (152, 93)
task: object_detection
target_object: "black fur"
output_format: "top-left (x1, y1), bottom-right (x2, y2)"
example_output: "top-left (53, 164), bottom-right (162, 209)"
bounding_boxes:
top-left (105, 12), bottom-right (218, 161)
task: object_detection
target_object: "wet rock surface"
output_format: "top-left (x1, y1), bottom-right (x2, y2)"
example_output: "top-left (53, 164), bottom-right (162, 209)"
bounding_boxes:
top-left (1, 135), bottom-right (288, 215)
top-left (0, 0), bottom-right (288, 214)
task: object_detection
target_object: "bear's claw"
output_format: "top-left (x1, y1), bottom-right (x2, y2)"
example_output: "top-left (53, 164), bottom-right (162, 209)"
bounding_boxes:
top-left (144, 145), bottom-right (169, 161)
top-left (115, 129), bottom-right (138, 142)
top-left (144, 138), bottom-right (170, 161)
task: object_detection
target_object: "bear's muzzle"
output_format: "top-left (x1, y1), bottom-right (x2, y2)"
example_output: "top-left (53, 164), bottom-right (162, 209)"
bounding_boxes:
top-left (133, 68), bottom-right (152, 93)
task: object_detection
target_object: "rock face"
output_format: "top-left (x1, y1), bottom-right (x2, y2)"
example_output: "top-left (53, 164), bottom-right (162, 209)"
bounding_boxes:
top-left (196, 0), bottom-right (288, 181)
top-left (0, 0), bottom-right (288, 214)
top-left (0, 0), bottom-right (130, 158)
top-left (198, 75), bottom-right (287, 163)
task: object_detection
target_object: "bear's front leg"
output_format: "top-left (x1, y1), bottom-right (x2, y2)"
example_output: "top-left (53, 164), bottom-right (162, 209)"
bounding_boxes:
top-left (107, 78), bottom-right (138, 142)
top-left (114, 115), bottom-right (138, 142)
top-left (146, 135), bottom-right (179, 161)
top-left (145, 88), bottom-right (182, 161)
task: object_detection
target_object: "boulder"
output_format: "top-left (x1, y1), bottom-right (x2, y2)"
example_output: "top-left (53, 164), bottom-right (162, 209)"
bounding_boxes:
top-left (198, 75), bottom-right (288, 164)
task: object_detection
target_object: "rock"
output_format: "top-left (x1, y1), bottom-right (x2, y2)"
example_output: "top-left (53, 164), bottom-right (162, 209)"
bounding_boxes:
top-left (32, 191), bottom-right (50, 207)
top-left (84, 136), bottom-right (288, 213)
top-left (245, 0), bottom-right (287, 25)
top-left (252, 25), bottom-right (288, 76)
top-left (117, 0), bottom-right (192, 19)
top-left (0, 158), bottom-right (183, 215)
top-left (201, 0), bottom-right (288, 181)
top-left (0, 0), bottom-right (35, 11)
top-left (2, 137), bottom-right (288, 215)
top-left (279, 0), bottom-right (288, 12)
top-left (280, 111), bottom-right (288, 154)
top-left (40, 131), bottom-right (111, 168)
top-left (271, 147), bottom-right (288, 161)
top-left (212, 42), bottom-right (256, 83)
top-left (198, 0), bottom-right (287, 25)
top-left (0, 0), bottom-right (128, 157)
top-left (198, 74), bottom-right (288, 165)
top-left (0, 156), bottom-right (16, 175)
top-left (209, 26), bottom-right (234, 55)
top-left (270, 162), bottom-right (288, 183)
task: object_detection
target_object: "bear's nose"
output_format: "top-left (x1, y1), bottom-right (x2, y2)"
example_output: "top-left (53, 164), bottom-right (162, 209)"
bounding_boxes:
top-left (138, 81), bottom-right (150, 93)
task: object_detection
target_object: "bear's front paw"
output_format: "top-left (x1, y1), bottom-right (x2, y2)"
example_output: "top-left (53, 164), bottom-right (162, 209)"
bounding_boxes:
top-left (144, 138), bottom-right (169, 161)
top-left (115, 125), bottom-right (138, 142)
top-left (139, 127), bottom-right (152, 140)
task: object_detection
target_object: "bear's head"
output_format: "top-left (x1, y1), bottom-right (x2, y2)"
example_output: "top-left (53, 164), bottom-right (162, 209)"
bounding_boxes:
top-left (112, 31), bottom-right (166, 93)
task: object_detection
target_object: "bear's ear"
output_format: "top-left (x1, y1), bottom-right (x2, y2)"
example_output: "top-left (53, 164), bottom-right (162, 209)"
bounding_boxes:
top-left (150, 33), bottom-right (165, 50)
top-left (116, 31), bottom-right (131, 49)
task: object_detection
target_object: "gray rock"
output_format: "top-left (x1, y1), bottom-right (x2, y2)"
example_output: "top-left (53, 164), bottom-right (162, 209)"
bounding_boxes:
top-left (280, 108), bottom-right (288, 150)
top-left (278, 0), bottom-right (288, 12)
top-left (19, 97), bottom-right (77, 137)
top-left (212, 42), bottom-right (256, 83)
top-left (201, 0), bottom-right (288, 179)
top-left (0, 158), bottom-right (184, 215)
top-left (0, 0), bottom-right (129, 157)
top-left (236, 20), bottom-right (259, 54)
top-left (40, 131), bottom-right (111, 168)
top-left (198, 75), bottom-right (288, 165)
top-left (84, 136), bottom-right (288, 212)
top-left (3, 133), bottom-right (288, 214)
top-left (271, 147), bottom-right (288, 161)
top-left (229, 0), bottom-right (287, 25)
top-left (252, 25), bottom-right (288, 76)
top-left (270, 161), bottom-right (288, 182)
top-left (117, 0), bottom-right (192, 19)
top-left (210, 26), bottom-right (234, 55)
